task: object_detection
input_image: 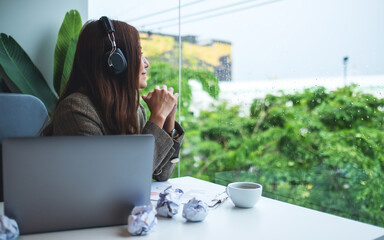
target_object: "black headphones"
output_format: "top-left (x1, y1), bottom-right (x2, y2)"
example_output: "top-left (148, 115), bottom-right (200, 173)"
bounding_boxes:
top-left (99, 16), bottom-right (127, 75)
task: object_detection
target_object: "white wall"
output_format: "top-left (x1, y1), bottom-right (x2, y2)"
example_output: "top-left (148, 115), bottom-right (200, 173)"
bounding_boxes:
top-left (0, 0), bottom-right (88, 90)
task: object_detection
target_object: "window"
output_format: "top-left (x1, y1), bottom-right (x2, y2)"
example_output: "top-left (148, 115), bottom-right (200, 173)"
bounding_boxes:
top-left (89, 0), bottom-right (384, 227)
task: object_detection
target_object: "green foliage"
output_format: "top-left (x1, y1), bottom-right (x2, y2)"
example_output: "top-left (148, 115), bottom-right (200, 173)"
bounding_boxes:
top-left (178, 84), bottom-right (384, 227)
top-left (53, 9), bottom-right (82, 95)
top-left (0, 33), bottom-right (57, 112)
top-left (0, 9), bottom-right (82, 114)
top-left (141, 62), bottom-right (219, 117)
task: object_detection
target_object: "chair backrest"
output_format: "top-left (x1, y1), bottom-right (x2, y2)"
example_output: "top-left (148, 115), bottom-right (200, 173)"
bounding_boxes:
top-left (0, 93), bottom-right (49, 201)
top-left (0, 93), bottom-right (49, 142)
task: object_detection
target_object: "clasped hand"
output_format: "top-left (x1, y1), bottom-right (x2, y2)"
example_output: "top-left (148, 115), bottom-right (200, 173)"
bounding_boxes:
top-left (142, 85), bottom-right (178, 132)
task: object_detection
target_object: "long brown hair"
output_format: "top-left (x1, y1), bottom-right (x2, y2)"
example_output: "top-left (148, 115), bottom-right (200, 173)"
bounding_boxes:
top-left (42, 19), bottom-right (141, 135)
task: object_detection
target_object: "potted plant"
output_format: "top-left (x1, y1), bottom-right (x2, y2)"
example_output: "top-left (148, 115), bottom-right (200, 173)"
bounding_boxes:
top-left (0, 9), bottom-right (83, 114)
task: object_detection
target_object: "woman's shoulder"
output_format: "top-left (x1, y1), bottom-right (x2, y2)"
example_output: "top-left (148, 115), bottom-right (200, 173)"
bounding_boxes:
top-left (61, 92), bottom-right (92, 105)
top-left (55, 92), bottom-right (98, 118)
top-left (52, 92), bottom-right (105, 135)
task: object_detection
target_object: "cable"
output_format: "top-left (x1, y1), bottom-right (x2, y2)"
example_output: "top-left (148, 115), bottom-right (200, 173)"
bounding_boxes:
top-left (125, 0), bottom-right (205, 22)
top-left (150, 0), bottom-right (281, 30)
top-left (141, 0), bottom-right (265, 28)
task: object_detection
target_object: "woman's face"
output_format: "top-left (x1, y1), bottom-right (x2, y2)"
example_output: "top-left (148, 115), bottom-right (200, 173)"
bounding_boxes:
top-left (139, 54), bottom-right (149, 89)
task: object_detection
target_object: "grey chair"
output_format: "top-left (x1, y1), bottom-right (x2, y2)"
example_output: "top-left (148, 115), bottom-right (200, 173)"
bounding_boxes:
top-left (0, 93), bottom-right (49, 201)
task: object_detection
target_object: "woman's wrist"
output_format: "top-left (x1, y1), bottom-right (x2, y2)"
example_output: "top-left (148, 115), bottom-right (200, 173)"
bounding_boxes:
top-left (163, 117), bottom-right (175, 133)
top-left (164, 124), bottom-right (174, 134)
top-left (148, 114), bottom-right (166, 129)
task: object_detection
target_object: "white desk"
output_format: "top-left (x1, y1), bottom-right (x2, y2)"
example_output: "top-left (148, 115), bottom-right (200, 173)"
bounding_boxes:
top-left (2, 177), bottom-right (383, 240)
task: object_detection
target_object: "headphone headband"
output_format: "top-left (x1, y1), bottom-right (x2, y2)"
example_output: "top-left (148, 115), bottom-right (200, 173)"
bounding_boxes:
top-left (99, 16), bottom-right (115, 34)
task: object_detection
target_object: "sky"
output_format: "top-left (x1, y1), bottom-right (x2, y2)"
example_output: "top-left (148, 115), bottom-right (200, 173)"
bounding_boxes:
top-left (89, 0), bottom-right (384, 82)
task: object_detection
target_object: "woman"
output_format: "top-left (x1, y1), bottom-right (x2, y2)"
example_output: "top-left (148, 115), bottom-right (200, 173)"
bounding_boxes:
top-left (42, 17), bottom-right (184, 182)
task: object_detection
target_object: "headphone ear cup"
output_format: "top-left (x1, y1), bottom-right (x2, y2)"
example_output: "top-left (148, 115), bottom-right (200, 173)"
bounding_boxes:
top-left (108, 48), bottom-right (127, 75)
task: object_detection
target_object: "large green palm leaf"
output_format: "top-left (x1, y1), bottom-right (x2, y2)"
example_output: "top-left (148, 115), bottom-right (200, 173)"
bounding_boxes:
top-left (0, 33), bottom-right (57, 113)
top-left (53, 9), bottom-right (82, 95)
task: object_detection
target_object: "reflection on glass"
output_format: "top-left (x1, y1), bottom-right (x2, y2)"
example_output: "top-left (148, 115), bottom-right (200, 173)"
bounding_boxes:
top-left (89, 0), bottom-right (384, 227)
top-left (174, 0), bottom-right (383, 227)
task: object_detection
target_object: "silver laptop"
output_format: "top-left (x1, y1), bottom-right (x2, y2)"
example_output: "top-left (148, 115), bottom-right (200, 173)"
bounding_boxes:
top-left (2, 135), bottom-right (154, 234)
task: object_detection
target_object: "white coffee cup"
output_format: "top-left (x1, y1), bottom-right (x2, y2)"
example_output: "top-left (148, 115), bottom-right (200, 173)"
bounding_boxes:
top-left (226, 182), bottom-right (263, 208)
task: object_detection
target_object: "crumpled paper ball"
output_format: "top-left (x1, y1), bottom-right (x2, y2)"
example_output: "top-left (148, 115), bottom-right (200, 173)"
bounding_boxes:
top-left (127, 203), bottom-right (157, 236)
top-left (0, 215), bottom-right (19, 240)
top-left (156, 186), bottom-right (184, 217)
top-left (182, 197), bottom-right (209, 222)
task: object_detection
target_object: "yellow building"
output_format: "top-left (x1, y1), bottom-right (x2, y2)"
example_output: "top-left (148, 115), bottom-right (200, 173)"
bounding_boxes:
top-left (140, 32), bottom-right (232, 81)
